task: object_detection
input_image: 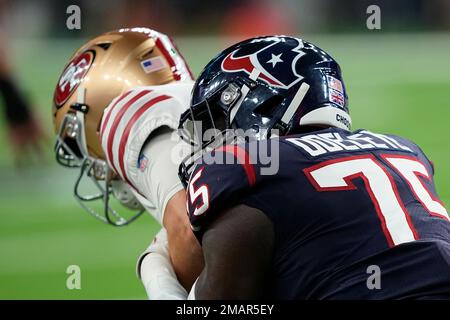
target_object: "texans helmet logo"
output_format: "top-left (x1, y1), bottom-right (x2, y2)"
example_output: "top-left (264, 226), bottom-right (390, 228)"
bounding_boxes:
top-left (221, 38), bottom-right (306, 89)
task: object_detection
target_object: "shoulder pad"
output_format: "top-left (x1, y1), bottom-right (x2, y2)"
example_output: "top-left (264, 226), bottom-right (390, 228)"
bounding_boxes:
top-left (187, 144), bottom-right (258, 237)
top-left (100, 81), bottom-right (193, 187)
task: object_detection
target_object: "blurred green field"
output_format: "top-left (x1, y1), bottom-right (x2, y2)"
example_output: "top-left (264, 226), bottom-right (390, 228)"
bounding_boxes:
top-left (0, 33), bottom-right (449, 299)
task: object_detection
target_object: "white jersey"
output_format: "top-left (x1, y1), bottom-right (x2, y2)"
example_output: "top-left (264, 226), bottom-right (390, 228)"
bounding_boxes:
top-left (99, 81), bottom-right (194, 222)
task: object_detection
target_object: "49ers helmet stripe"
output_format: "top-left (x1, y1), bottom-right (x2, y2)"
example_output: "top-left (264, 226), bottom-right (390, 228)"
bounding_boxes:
top-left (154, 36), bottom-right (193, 82)
top-left (117, 94), bottom-right (172, 186)
top-left (167, 36), bottom-right (194, 80)
top-left (155, 38), bottom-right (181, 81)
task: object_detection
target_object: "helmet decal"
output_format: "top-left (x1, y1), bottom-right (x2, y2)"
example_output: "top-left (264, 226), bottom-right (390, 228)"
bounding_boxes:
top-left (54, 50), bottom-right (95, 107)
top-left (326, 75), bottom-right (345, 108)
top-left (221, 37), bottom-right (306, 89)
top-left (119, 27), bottom-right (194, 81)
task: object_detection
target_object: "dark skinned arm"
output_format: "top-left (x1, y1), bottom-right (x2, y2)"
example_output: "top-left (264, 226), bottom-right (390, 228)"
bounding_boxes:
top-left (193, 204), bottom-right (274, 299)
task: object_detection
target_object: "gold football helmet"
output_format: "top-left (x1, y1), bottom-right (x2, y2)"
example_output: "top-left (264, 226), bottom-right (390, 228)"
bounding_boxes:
top-left (52, 27), bottom-right (193, 226)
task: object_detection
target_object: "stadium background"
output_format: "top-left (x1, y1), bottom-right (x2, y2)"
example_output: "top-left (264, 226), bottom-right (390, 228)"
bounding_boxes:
top-left (0, 0), bottom-right (449, 299)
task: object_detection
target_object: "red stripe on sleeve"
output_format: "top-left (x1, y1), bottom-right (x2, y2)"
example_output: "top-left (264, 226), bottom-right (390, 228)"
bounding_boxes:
top-left (214, 145), bottom-right (256, 186)
top-left (118, 94), bottom-right (172, 186)
top-left (100, 90), bottom-right (133, 138)
top-left (106, 90), bottom-right (152, 176)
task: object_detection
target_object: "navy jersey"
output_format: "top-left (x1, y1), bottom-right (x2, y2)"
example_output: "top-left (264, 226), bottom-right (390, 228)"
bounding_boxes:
top-left (186, 128), bottom-right (450, 299)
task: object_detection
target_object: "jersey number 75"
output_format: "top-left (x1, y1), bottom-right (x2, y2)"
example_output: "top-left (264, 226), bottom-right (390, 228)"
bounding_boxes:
top-left (304, 154), bottom-right (448, 247)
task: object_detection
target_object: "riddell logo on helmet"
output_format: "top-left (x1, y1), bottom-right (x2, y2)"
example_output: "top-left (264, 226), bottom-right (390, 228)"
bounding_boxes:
top-left (54, 50), bottom-right (95, 107)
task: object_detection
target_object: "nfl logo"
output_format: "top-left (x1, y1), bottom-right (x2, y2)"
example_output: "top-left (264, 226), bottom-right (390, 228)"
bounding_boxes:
top-left (138, 154), bottom-right (149, 172)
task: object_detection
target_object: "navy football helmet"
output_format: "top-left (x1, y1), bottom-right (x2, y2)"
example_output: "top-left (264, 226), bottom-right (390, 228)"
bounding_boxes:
top-left (178, 35), bottom-right (351, 185)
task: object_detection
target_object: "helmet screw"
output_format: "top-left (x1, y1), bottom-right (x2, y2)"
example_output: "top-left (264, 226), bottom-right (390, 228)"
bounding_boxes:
top-left (220, 83), bottom-right (240, 105)
top-left (221, 91), bottom-right (233, 105)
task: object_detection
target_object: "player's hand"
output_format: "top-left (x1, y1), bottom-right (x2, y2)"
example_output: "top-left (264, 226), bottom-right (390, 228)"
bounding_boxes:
top-left (7, 111), bottom-right (50, 167)
top-left (139, 228), bottom-right (189, 300)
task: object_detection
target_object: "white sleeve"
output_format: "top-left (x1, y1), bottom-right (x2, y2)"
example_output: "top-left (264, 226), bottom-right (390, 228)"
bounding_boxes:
top-left (133, 128), bottom-right (191, 223)
top-left (99, 82), bottom-right (193, 223)
top-left (137, 228), bottom-right (188, 300)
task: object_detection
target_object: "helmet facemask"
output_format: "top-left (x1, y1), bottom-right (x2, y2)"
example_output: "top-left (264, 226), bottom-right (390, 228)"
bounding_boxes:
top-left (54, 88), bottom-right (144, 226)
top-left (53, 27), bottom-right (194, 226)
top-left (178, 77), bottom-right (282, 186)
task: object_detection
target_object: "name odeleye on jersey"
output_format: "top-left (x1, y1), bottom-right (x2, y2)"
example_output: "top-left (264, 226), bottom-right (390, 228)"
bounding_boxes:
top-left (286, 130), bottom-right (412, 157)
top-left (176, 304), bottom-right (274, 317)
